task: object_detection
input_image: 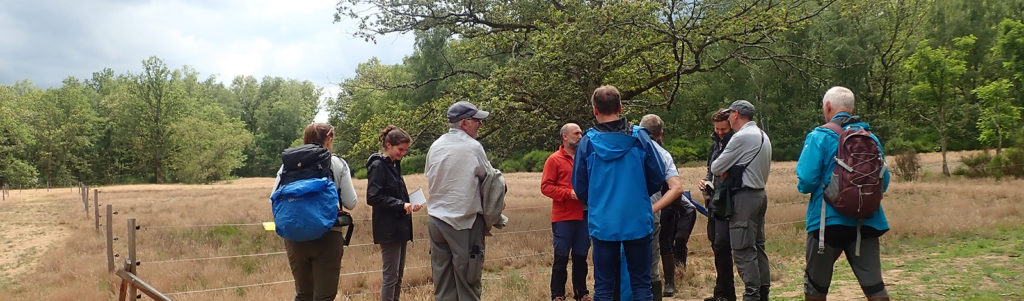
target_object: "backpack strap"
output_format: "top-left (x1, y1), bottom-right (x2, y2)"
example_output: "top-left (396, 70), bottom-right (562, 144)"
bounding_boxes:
top-left (817, 120), bottom-right (843, 255)
top-left (818, 182), bottom-right (827, 255)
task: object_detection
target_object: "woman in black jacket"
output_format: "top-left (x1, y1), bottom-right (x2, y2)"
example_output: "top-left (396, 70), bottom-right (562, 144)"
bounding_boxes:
top-left (366, 125), bottom-right (420, 301)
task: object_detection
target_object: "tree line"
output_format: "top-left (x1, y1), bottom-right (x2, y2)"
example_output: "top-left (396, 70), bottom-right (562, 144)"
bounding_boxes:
top-left (3, 0), bottom-right (1024, 187)
top-left (330, 0), bottom-right (1024, 177)
top-left (1, 57), bottom-right (321, 186)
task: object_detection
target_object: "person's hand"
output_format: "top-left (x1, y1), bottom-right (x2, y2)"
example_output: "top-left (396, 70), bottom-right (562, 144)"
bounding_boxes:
top-left (570, 190), bottom-right (578, 200)
top-left (412, 204), bottom-right (423, 212)
top-left (697, 180), bottom-right (707, 191)
top-left (403, 203), bottom-right (414, 214)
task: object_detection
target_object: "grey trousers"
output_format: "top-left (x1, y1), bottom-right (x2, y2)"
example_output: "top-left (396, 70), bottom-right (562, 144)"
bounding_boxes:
top-left (380, 241), bottom-right (408, 301)
top-left (804, 233), bottom-right (888, 298)
top-left (650, 211), bottom-right (662, 282)
top-left (429, 215), bottom-right (486, 301)
top-left (284, 231), bottom-right (345, 301)
top-left (729, 189), bottom-right (770, 301)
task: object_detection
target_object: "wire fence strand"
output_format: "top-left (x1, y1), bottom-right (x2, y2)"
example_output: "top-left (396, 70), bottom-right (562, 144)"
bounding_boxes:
top-left (163, 251), bottom-right (552, 297)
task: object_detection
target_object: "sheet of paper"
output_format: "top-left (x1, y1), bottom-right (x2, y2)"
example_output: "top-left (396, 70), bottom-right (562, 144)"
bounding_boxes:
top-left (262, 222), bottom-right (276, 231)
top-left (409, 188), bottom-right (427, 206)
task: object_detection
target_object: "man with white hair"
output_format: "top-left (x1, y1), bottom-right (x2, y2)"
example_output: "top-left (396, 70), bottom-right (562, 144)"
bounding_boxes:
top-left (796, 87), bottom-right (891, 301)
top-left (425, 101), bottom-right (492, 300)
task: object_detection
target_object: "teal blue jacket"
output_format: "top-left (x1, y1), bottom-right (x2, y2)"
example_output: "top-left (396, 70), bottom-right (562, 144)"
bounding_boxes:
top-left (795, 112), bottom-right (890, 233)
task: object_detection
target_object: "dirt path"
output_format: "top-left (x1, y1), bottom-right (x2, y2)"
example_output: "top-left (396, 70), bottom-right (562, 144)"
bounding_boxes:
top-left (0, 189), bottom-right (74, 285)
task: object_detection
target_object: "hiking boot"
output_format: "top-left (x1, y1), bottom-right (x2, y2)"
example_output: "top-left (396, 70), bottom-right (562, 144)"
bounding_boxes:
top-left (704, 297), bottom-right (729, 301)
top-left (652, 280), bottom-right (663, 301)
top-left (804, 295), bottom-right (826, 301)
top-left (576, 294), bottom-right (592, 301)
top-left (662, 254), bottom-right (676, 297)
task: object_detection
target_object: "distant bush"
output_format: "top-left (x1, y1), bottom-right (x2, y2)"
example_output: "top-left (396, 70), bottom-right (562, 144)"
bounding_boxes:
top-left (353, 168), bottom-right (368, 179)
top-left (1002, 148), bottom-right (1024, 178)
top-left (498, 150), bottom-right (552, 172)
top-left (961, 152), bottom-right (993, 178)
top-left (892, 149), bottom-right (921, 181)
top-left (957, 148), bottom-right (1024, 179)
top-left (401, 154), bottom-right (427, 175)
top-left (664, 137), bottom-right (710, 165)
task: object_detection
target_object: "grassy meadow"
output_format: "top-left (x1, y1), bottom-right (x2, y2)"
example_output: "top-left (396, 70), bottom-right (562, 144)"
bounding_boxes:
top-left (0, 151), bottom-right (1022, 300)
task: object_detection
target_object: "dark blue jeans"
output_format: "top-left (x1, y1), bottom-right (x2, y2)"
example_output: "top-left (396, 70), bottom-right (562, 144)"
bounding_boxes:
top-left (592, 234), bottom-right (652, 301)
top-left (551, 218), bottom-right (591, 299)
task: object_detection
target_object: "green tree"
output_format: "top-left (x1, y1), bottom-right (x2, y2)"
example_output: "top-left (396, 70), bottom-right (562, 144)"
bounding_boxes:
top-left (905, 36), bottom-right (975, 176)
top-left (974, 79), bottom-right (1021, 154)
top-left (166, 106), bottom-right (253, 183)
top-left (0, 84), bottom-right (39, 186)
top-left (233, 76), bottom-right (322, 177)
top-left (334, 0), bottom-right (840, 159)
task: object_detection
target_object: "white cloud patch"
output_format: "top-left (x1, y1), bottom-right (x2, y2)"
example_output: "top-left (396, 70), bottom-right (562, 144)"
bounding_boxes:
top-left (0, 0), bottom-right (414, 92)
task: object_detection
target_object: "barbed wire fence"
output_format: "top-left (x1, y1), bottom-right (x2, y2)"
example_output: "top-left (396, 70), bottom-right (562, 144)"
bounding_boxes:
top-left (73, 182), bottom-right (807, 300)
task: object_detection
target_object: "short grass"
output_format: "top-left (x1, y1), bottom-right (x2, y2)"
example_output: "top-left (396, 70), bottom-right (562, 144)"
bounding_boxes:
top-left (0, 150), bottom-right (1021, 300)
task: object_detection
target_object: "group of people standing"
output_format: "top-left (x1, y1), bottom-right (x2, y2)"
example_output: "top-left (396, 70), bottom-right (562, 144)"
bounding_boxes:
top-left (272, 84), bottom-right (893, 301)
top-left (541, 85), bottom-right (892, 301)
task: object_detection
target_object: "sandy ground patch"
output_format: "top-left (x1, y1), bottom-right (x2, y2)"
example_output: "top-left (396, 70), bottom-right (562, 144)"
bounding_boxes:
top-left (0, 188), bottom-right (74, 285)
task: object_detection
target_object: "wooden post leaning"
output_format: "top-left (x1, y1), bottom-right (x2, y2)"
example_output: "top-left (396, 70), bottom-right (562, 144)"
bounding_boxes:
top-left (127, 218), bottom-right (138, 300)
top-left (94, 190), bottom-right (100, 230)
top-left (106, 204), bottom-right (115, 273)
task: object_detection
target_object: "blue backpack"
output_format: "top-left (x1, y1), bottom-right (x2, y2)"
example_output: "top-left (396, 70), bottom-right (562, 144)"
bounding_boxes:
top-left (271, 144), bottom-right (339, 242)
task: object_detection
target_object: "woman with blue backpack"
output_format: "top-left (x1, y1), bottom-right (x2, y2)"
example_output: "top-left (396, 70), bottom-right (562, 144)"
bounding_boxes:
top-left (366, 125), bottom-right (421, 301)
top-left (271, 122), bottom-right (358, 301)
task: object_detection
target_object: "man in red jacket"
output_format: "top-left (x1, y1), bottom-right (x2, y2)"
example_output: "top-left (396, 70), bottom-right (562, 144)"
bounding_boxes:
top-left (542, 122), bottom-right (591, 301)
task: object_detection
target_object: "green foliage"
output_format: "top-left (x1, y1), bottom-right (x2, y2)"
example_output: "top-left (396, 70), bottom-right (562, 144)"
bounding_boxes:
top-left (994, 19), bottom-right (1024, 81)
top-left (497, 150), bottom-right (550, 173)
top-left (0, 85), bottom-right (38, 186)
top-left (959, 152), bottom-right (993, 178)
top-left (166, 110), bottom-right (252, 184)
top-left (974, 79), bottom-right (1021, 151)
top-left (400, 153), bottom-right (427, 175)
top-left (663, 137), bottom-right (710, 165)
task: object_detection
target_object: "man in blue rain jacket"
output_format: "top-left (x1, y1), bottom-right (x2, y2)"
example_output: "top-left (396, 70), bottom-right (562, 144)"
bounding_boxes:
top-left (572, 85), bottom-right (665, 301)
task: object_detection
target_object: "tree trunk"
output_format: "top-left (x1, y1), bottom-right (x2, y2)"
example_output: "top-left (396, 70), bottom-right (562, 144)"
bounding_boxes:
top-left (938, 108), bottom-right (950, 176)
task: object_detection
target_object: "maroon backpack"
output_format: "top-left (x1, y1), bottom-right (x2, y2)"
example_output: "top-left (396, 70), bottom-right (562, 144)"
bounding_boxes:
top-left (821, 121), bottom-right (885, 218)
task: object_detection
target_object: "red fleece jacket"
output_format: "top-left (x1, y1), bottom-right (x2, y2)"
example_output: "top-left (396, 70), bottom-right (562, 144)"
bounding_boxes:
top-left (541, 146), bottom-right (585, 222)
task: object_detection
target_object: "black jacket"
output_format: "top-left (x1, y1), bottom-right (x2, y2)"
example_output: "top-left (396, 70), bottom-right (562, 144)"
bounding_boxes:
top-left (706, 130), bottom-right (734, 185)
top-left (366, 153), bottom-right (412, 244)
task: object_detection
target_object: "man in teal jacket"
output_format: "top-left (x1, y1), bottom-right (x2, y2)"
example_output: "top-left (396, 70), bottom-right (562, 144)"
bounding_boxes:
top-left (796, 86), bottom-right (891, 301)
top-left (572, 85), bottom-right (665, 301)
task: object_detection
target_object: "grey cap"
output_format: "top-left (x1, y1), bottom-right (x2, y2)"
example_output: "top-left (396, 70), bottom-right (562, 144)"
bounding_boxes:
top-left (726, 100), bottom-right (755, 117)
top-left (447, 101), bottom-right (490, 123)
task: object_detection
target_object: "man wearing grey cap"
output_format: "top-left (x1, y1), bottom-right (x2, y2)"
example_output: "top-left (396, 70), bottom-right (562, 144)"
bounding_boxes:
top-left (425, 100), bottom-right (492, 300)
top-left (710, 100), bottom-right (773, 301)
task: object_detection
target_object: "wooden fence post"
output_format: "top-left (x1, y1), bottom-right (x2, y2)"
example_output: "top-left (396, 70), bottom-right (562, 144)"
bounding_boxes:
top-left (127, 218), bottom-right (138, 300)
top-left (106, 204), bottom-right (115, 273)
top-left (94, 190), bottom-right (100, 230)
top-left (83, 186), bottom-right (90, 217)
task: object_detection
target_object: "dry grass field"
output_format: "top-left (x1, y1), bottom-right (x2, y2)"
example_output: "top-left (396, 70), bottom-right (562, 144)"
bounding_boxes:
top-left (1, 150), bottom-right (1022, 300)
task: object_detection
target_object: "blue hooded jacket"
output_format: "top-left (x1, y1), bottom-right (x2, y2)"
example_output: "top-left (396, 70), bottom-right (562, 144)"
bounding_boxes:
top-left (796, 112), bottom-right (890, 233)
top-left (572, 119), bottom-right (665, 241)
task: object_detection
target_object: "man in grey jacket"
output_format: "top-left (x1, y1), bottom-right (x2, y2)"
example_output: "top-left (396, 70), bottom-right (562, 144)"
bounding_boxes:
top-left (710, 100), bottom-right (773, 301)
top-left (425, 101), bottom-right (492, 301)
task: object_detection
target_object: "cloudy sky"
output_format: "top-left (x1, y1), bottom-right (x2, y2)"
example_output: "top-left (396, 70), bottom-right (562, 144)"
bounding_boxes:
top-left (1, 0), bottom-right (414, 119)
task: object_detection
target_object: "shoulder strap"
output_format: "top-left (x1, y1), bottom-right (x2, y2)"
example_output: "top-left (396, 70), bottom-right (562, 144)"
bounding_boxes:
top-left (746, 131), bottom-right (765, 167)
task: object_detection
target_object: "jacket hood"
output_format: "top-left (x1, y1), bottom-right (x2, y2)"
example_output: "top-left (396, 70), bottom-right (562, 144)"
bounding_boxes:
top-left (366, 153), bottom-right (388, 169)
top-left (821, 113), bottom-right (872, 134)
top-left (586, 127), bottom-right (641, 161)
top-left (711, 130), bottom-right (734, 144)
